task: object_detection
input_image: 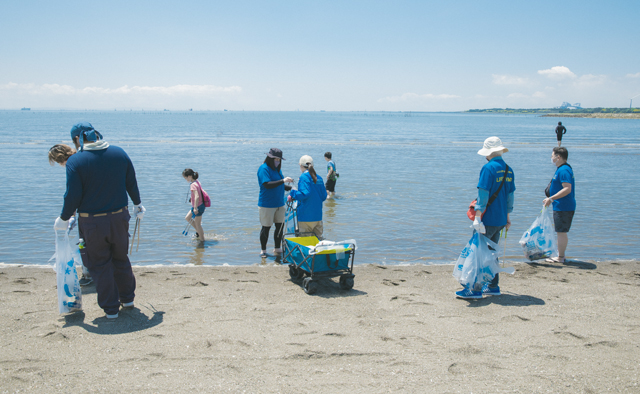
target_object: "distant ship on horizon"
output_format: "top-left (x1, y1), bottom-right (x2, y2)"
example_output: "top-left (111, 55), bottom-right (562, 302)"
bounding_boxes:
top-left (21, 107), bottom-right (30, 111)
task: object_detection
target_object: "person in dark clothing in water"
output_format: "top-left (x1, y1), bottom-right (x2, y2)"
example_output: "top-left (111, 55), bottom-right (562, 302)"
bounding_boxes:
top-left (555, 122), bottom-right (567, 147)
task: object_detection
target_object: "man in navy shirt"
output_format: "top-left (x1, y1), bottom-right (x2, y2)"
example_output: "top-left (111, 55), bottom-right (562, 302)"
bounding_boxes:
top-left (54, 122), bottom-right (145, 319)
top-left (457, 137), bottom-right (515, 299)
top-left (543, 147), bottom-right (575, 263)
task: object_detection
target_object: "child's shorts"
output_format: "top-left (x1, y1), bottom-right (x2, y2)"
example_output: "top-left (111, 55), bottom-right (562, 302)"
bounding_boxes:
top-left (191, 203), bottom-right (206, 217)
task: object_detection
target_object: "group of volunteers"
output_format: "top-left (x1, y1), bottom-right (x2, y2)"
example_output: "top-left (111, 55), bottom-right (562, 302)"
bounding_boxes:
top-left (455, 135), bottom-right (576, 299)
top-left (48, 123), bottom-right (340, 318)
top-left (48, 121), bottom-right (575, 318)
top-left (256, 148), bottom-right (337, 258)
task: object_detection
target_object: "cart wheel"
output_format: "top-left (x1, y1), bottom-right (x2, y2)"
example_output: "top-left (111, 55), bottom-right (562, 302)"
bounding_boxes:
top-left (303, 277), bottom-right (317, 294)
top-left (289, 265), bottom-right (299, 280)
top-left (339, 275), bottom-right (354, 290)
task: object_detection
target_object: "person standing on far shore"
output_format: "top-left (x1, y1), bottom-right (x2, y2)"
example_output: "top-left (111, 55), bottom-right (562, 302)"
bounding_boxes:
top-left (543, 147), bottom-right (575, 264)
top-left (555, 122), bottom-right (567, 147)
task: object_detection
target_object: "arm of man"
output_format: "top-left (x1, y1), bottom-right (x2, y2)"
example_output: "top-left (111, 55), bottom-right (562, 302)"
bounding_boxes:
top-left (543, 183), bottom-right (571, 207)
top-left (125, 157), bottom-right (142, 205)
top-left (60, 164), bottom-right (83, 221)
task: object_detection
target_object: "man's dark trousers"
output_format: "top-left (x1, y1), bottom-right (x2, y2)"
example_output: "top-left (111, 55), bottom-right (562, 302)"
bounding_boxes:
top-left (78, 208), bottom-right (136, 315)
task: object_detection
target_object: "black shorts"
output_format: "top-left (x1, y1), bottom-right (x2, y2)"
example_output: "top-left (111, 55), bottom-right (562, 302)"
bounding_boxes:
top-left (553, 210), bottom-right (574, 233)
top-left (556, 133), bottom-right (563, 141)
top-left (326, 179), bottom-right (336, 192)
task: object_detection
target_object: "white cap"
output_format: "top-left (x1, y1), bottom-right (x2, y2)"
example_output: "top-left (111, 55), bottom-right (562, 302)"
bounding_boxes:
top-left (299, 155), bottom-right (314, 167)
top-left (477, 136), bottom-right (508, 156)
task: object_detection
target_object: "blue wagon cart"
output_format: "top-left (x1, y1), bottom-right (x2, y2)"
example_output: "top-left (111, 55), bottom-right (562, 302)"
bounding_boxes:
top-left (282, 202), bottom-right (356, 294)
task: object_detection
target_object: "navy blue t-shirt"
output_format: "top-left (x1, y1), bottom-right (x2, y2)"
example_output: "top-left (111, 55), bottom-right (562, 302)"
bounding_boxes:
top-left (477, 157), bottom-right (515, 227)
top-left (61, 145), bottom-right (141, 220)
top-left (550, 164), bottom-right (576, 211)
top-left (257, 163), bottom-right (285, 208)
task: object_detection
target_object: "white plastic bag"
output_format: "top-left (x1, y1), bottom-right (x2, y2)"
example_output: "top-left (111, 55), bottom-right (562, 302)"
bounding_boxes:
top-left (453, 232), bottom-right (515, 291)
top-left (519, 206), bottom-right (558, 261)
top-left (55, 231), bottom-right (82, 313)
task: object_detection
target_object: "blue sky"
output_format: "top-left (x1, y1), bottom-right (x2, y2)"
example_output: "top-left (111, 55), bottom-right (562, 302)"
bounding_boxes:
top-left (1, 0), bottom-right (639, 111)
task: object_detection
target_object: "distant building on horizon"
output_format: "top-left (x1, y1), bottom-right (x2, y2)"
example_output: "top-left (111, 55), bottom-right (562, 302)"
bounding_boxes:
top-left (21, 107), bottom-right (30, 111)
top-left (556, 101), bottom-right (582, 110)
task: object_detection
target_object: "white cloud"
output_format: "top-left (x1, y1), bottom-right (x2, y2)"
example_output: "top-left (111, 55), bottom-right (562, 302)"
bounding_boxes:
top-left (627, 72), bottom-right (640, 78)
top-left (0, 83), bottom-right (242, 96)
top-left (492, 74), bottom-right (529, 86)
top-left (538, 66), bottom-right (577, 79)
top-left (532, 91), bottom-right (546, 98)
top-left (507, 93), bottom-right (527, 98)
top-left (377, 92), bottom-right (460, 103)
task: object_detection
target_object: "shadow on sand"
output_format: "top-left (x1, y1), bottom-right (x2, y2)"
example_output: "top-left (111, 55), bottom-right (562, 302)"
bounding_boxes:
top-left (62, 304), bottom-right (164, 335)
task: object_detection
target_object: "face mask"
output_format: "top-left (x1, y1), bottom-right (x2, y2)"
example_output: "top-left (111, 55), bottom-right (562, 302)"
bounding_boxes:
top-left (551, 157), bottom-right (557, 165)
top-left (274, 159), bottom-right (280, 167)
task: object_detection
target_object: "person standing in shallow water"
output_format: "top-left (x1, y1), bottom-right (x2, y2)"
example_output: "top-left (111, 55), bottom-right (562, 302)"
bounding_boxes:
top-left (257, 148), bottom-right (293, 258)
top-left (555, 121), bottom-right (567, 147)
top-left (183, 168), bottom-right (207, 243)
top-left (288, 155), bottom-right (327, 239)
top-left (456, 136), bottom-right (515, 300)
top-left (543, 147), bottom-right (575, 264)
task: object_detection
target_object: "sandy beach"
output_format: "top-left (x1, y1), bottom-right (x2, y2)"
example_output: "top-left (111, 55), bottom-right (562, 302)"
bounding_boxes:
top-left (1, 260), bottom-right (639, 393)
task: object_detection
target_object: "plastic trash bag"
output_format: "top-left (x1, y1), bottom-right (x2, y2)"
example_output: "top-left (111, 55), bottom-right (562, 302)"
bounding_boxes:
top-left (310, 239), bottom-right (358, 260)
top-left (54, 231), bottom-right (82, 313)
top-left (285, 200), bottom-right (297, 235)
top-left (453, 232), bottom-right (515, 291)
top-left (519, 206), bottom-right (558, 261)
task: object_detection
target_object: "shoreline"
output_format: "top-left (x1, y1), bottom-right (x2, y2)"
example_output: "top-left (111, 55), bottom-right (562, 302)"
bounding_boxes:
top-left (541, 113), bottom-right (640, 119)
top-left (2, 260), bottom-right (639, 391)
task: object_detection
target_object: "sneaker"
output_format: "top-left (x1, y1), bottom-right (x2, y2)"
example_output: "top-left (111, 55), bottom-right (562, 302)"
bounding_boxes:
top-left (79, 275), bottom-right (93, 286)
top-left (121, 301), bottom-right (134, 309)
top-left (482, 285), bottom-right (501, 296)
top-left (260, 251), bottom-right (267, 258)
top-left (106, 313), bottom-right (119, 319)
top-left (455, 287), bottom-right (482, 299)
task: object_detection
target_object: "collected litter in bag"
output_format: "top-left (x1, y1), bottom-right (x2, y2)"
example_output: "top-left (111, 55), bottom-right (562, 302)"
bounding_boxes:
top-left (54, 231), bottom-right (82, 313)
top-left (519, 206), bottom-right (558, 261)
top-left (284, 200), bottom-right (298, 235)
top-left (453, 232), bottom-right (515, 291)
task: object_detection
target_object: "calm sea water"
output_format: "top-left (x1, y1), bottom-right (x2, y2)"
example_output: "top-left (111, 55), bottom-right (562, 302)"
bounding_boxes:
top-left (1, 110), bottom-right (639, 266)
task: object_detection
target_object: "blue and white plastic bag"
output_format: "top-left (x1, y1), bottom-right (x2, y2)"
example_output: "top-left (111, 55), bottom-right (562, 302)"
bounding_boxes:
top-left (54, 231), bottom-right (82, 313)
top-left (285, 200), bottom-right (298, 235)
top-left (519, 206), bottom-right (558, 261)
top-left (453, 232), bottom-right (515, 291)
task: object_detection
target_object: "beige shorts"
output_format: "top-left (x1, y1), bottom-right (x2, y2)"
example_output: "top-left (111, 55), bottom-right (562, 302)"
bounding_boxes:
top-left (259, 206), bottom-right (285, 227)
top-left (299, 221), bottom-right (323, 239)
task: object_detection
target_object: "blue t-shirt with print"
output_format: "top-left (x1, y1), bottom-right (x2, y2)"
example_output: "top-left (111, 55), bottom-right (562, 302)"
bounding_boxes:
top-left (550, 164), bottom-right (575, 211)
top-left (257, 163), bottom-right (285, 208)
top-left (477, 157), bottom-right (515, 227)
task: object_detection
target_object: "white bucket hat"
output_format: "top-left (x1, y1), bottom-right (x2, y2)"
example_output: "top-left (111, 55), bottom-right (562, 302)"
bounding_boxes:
top-left (477, 136), bottom-right (508, 156)
top-left (299, 155), bottom-right (314, 167)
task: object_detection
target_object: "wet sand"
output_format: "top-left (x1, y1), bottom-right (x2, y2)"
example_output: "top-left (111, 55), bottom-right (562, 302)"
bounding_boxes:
top-left (1, 260), bottom-right (639, 393)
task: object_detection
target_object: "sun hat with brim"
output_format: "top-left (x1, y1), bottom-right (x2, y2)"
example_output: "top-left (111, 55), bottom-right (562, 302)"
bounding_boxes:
top-left (299, 155), bottom-right (314, 167)
top-left (70, 122), bottom-right (103, 151)
top-left (266, 148), bottom-right (285, 160)
top-left (477, 136), bottom-right (508, 156)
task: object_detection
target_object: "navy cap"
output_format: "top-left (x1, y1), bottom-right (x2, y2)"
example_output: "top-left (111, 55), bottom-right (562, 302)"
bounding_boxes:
top-left (267, 148), bottom-right (285, 160)
top-left (70, 122), bottom-right (103, 150)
